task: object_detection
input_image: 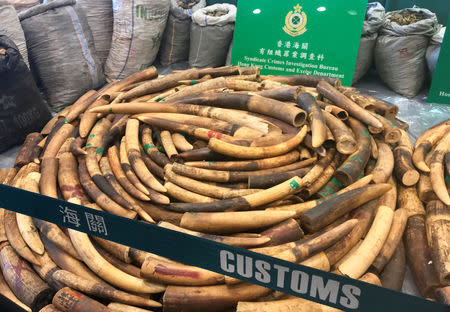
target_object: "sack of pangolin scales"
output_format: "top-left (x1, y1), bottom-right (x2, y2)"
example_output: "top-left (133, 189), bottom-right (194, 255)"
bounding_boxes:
top-left (375, 7), bottom-right (439, 98)
top-left (77, 0), bottom-right (114, 68)
top-left (105, 0), bottom-right (170, 81)
top-left (19, 0), bottom-right (105, 112)
top-left (0, 35), bottom-right (51, 153)
top-left (159, 0), bottom-right (206, 66)
top-left (189, 3), bottom-right (236, 68)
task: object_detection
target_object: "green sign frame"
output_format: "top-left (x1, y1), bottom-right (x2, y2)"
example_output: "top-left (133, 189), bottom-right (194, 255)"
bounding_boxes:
top-left (231, 0), bottom-right (367, 85)
top-left (428, 18), bottom-right (450, 105)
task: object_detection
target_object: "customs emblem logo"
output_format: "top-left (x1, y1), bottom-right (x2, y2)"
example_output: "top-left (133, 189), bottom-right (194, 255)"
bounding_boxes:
top-left (283, 4), bottom-right (308, 36)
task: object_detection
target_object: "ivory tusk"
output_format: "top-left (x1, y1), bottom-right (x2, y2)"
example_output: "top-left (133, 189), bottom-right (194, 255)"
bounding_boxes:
top-left (337, 205), bottom-right (394, 279)
top-left (158, 221), bottom-right (270, 248)
top-left (300, 183), bottom-right (392, 232)
top-left (107, 145), bottom-right (150, 201)
top-left (296, 92), bottom-right (327, 148)
top-left (412, 120), bottom-right (450, 172)
top-left (52, 287), bottom-right (110, 312)
top-left (379, 241), bottom-right (406, 291)
top-left (425, 200), bottom-right (450, 285)
top-left (208, 126), bottom-right (307, 159)
top-left (180, 210), bottom-right (297, 234)
top-left (68, 229), bottom-right (165, 293)
top-left (429, 132), bottom-right (450, 205)
top-left (0, 246), bottom-right (53, 311)
top-left (404, 215), bottom-right (440, 298)
top-left (125, 121), bottom-right (167, 193)
top-left (171, 133), bottom-right (193, 152)
top-left (52, 270), bottom-right (161, 308)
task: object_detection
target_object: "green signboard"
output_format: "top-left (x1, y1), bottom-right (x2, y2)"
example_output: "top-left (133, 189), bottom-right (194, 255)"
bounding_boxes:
top-left (231, 0), bottom-right (367, 85)
top-left (428, 20), bottom-right (450, 105)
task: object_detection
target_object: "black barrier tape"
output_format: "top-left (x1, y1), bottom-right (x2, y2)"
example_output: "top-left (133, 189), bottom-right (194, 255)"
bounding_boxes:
top-left (0, 184), bottom-right (448, 312)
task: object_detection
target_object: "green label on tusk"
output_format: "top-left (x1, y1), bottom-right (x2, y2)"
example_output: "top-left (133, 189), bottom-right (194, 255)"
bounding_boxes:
top-left (349, 154), bottom-right (363, 163)
top-left (144, 144), bottom-right (155, 151)
top-left (189, 212), bottom-right (198, 215)
top-left (289, 180), bottom-right (300, 190)
top-left (96, 148), bottom-right (104, 155)
top-left (324, 186), bottom-right (335, 195)
top-left (64, 119), bottom-right (69, 124)
top-left (157, 146), bottom-right (165, 153)
top-left (208, 161), bottom-right (217, 166)
top-left (330, 177), bottom-right (342, 188)
top-left (362, 130), bottom-right (371, 143)
top-left (86, 143), bottom-right (92, 147)
top-left (155, 97), bottom-right (162, 102)
top-left (0, 184), bottom-right (447, 312)
top-left (191, 80), bottom-right (198, 85)
top-left (445, 175), bottom-right (450, 182)
top-left (137, 83), bottom-right (140, 86)
top-left (89, 134), bottom-right (95, 138)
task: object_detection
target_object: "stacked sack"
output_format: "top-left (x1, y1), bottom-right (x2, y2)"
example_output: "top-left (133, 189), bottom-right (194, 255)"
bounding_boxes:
top-left (77, 0), bottom-right (114, 68)
top-left (189, 3), bottom-right (236, 68)
top-left (105, 0), bottom-right (170, 81)
top-left (0, 0), bottom-right (29, 66)
top-left (375, 7), bottom-right (439, 98)
top-left (353, 2), bottom-right (385, 84)
top-left (19, 0), bottom-right (105, 111)
top-left (8, 0), bottom-right (39, 12)
top-left (426, 26), bottom-right (446, 78)
top-left (159, 0), bottom-right (206, 66)
top-left (0, 35), bottom-right (51, 152)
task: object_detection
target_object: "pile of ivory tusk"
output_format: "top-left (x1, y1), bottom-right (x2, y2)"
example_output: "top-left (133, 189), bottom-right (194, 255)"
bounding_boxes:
top-left (0, 65), bottom-right (448, 312)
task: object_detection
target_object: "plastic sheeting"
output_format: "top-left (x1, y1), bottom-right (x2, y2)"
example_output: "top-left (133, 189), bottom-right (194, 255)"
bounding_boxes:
top-left (355, 72), bottom-right (450, 142)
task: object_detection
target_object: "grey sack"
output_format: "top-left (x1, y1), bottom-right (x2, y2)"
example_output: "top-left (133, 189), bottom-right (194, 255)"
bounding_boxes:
top-left (189, 3), bottom-right (236, 69)
top-left (353, 2), bottom-right (385, 83)
top-left (375, 8), bottom-right (439, 98)
top-left (105, 0), bottom-right (170, 81)
top-left (159, 0), bottom-right (206, 66)
top-left (77, 0), bottom-right (114, 67)
top-left (0, 0), bottom-right (29, 66)
top-left (426, 26), bottom-right (445, 78)
top-left (0, 35), bottom-right (51, 153)
top-left (19, 0), bottom-right (105, 111)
